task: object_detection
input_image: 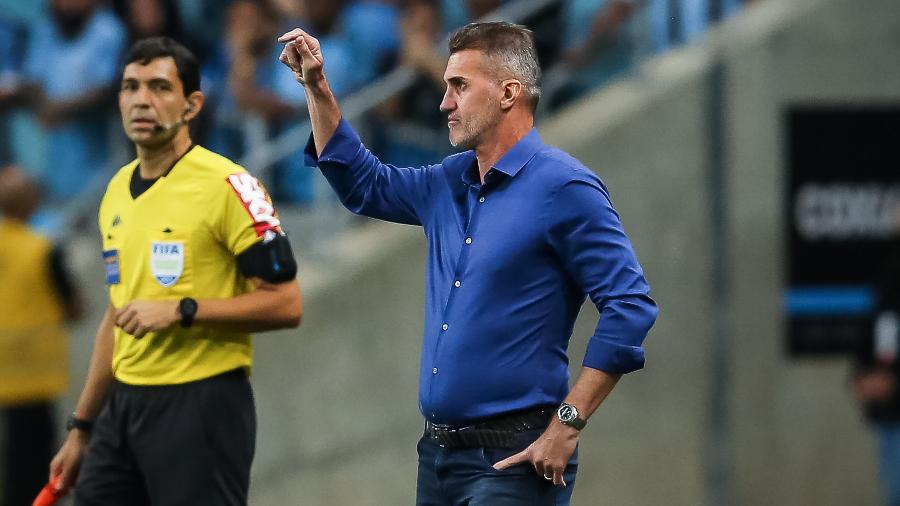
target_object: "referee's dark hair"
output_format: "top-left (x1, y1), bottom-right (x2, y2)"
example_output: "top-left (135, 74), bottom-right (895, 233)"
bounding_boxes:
top-left (448, 22), bottom-right (542, 111)
top-left (125, 36), bottom-right (200, 96)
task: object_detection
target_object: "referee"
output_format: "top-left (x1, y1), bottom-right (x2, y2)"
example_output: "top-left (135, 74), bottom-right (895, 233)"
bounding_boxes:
top-left (48, 37), bottom-right (302, 506)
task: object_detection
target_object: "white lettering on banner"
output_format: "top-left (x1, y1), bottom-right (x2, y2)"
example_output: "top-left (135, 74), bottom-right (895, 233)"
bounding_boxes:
top-left (794, 183), bottom-right (900, 241)
top-left (226, 173), bottom-right (282, 236)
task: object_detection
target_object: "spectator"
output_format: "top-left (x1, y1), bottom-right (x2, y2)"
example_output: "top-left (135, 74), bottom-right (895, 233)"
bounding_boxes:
top-left (551, 0), bottom-right (641, 107)
top-left (0, 165), bottom-right (84, 506)
top-left (171, 0), bottom-right (234, 61)
top-left (646, 0), bottom-right (746, 52)
top-left (115, 0), bottom-right (185, 45)
top-left (368, 0), bottom-right (448, 166)
top-left (400, 0), bottom-right (447, 88)
top-left (204, 0), bottom-right (317, 204)
top-left (20, 0), bottom-right (127, 203)
top-left (441, 0), bottom-right (505, 33)
top-left (0, 17), bottom-right (25, 166)
top-left (854, 214), bottom-right (900, 506)
top-left (341, 0), bottom-right (402, 84)
top-left (266, 0), bottom-right (373, 204)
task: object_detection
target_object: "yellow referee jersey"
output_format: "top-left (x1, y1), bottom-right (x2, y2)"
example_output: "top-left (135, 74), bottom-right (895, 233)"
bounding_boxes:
top-left (99, 146), bottom-right (283, 385)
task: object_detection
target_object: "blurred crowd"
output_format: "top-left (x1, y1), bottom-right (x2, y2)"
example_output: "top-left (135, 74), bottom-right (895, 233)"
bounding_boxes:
top-left (0, 0), bottom-right (756, 231)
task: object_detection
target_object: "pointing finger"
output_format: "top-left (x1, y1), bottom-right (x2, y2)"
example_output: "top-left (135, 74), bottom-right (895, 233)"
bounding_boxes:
top-left (493, 449), bottom-right (529, 470)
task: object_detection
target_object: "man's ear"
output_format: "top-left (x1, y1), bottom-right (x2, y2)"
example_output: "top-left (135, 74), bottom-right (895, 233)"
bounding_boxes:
top-left (499, 79), bottom-right (522, 111)
top-left (185, 91), bottom-right (205, 120)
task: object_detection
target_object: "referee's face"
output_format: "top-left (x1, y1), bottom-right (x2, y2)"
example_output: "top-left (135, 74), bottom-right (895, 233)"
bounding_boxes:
top-left (119, 56), bottom-right (191, 148)
top-left (440, 49), bottom-right (503, 150)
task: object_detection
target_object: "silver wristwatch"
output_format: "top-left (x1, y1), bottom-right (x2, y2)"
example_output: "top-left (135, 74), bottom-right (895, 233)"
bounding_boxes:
top-left (557, 403), bottom-right (586, 430)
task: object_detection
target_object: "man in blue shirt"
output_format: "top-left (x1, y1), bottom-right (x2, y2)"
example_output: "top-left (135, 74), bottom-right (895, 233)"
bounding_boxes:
top-left (279, 21), bottom-right (658, 505)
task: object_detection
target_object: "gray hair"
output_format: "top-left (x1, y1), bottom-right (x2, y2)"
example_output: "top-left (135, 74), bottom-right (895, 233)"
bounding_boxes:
top-left (448, 22), bottom-right (542, 111)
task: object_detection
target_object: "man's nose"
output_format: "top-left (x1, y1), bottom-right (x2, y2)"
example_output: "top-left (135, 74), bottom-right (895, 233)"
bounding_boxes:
top-left (133, 85), bottom-right (152, 105)
top-left (439, 89), bottom-right (454, 113)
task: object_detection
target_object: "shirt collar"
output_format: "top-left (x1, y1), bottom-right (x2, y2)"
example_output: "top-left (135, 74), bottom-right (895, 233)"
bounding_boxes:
top-left (493, 128), bottom-right (542, 178)
top-left (459, 128), bottom-right (543, 185)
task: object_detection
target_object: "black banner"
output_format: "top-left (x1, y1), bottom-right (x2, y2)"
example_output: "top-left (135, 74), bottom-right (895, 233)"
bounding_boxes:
top-left (785, 106), bottom-right (900, 355)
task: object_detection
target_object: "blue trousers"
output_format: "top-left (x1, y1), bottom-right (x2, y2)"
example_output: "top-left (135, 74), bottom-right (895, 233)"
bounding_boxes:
top-left (877, 422), bottom-right (900, 506)
top-left (415, 428), bottom-right (578, 506)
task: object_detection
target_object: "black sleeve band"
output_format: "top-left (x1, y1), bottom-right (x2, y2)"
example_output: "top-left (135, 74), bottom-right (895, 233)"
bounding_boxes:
top-left (48, 244), bottom-right (78, 307)
top-left (236, 232), bottom-right (298, 283)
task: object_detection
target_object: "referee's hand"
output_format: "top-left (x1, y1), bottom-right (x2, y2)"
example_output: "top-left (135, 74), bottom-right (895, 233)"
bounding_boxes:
top-left (115, 300), bottom-right (179, 338)
top-left (277, 28), bottom-right (325, 86)
top-left (49, 429), bottom-right (89, 495)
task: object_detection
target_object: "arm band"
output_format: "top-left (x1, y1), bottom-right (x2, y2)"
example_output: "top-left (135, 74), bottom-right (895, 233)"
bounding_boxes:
top-left (236, 232), bottom-right (298, 283)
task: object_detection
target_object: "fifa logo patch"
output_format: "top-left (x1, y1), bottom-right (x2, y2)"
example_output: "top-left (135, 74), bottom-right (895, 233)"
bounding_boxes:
top-left (150, 241), bottom-right (184, 287)
top-left (226, 173), bottom-right (282, 237)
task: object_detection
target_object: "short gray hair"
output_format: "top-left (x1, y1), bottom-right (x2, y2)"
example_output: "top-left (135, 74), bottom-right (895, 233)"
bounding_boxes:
top-left (448, 22), bottom-right (542, 111)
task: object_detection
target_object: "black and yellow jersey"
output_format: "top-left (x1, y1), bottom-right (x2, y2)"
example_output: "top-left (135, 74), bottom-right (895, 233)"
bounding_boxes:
top-left (98, 145), bottom-right (283, 385)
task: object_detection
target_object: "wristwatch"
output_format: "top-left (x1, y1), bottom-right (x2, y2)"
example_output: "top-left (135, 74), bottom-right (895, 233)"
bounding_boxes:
top-left (66, 413), bottom-right (93, 434)
top-left (179, 297), bottom-right (198, 328)
top-left (556, 403), bottom-right (586, 430)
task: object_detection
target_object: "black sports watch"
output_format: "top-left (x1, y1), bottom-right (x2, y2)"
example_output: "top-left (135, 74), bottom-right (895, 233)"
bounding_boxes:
top-left (179, 297), bottom-right (198, 328)
top-left (557, 403), bottom-right (586, 430)
top-left (66, 413), bottom-right (93, 434)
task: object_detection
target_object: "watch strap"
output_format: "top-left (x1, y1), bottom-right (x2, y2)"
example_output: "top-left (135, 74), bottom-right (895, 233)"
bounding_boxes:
top-left (179, 297), bottom-right (198, 328)
top-left (565, 414), bottom-right (587, 430)
top-left (557, 403), bottom-right (587, 430)
top-left (66, 414), bottom-right (93, 433)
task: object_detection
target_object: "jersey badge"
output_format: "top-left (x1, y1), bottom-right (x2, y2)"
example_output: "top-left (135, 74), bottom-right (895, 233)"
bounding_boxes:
top-left (150, 241), bottom-right (184, 287)
top-left (226, 173), bottom-right (282, 237)
top-left (103, 249), bottom-right (120, 285)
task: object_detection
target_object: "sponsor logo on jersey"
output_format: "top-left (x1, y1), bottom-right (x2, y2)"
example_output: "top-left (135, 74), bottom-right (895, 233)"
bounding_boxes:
top-left (226, 173), bottom-right (282, 237)
top-left (103, 249), bottom-right (120, 285)
top-left (150, 241), bottom-right (184, 287)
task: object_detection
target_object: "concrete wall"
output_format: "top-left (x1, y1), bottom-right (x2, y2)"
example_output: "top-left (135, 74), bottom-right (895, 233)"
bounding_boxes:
top-left (44, 0), bottom-right (900, 504)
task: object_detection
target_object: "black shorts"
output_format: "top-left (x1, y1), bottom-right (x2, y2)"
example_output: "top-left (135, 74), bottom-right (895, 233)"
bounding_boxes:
top-left (74, 369), bottom-right (256, 506)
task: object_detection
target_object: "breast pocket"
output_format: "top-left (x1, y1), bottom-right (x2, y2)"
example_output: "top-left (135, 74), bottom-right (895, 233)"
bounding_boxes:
top-left (146, 231), bottom-right (194, 296)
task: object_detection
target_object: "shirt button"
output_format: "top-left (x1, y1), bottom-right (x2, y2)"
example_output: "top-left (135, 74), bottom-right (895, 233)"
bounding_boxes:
top-left (478, 196), bottom-right (485, 203)
top-left (454, 280), bottom-right (461, 288)
top-left (465, 237), bottom-right (472, 244)
top-left (432, 368), bottom-right (438, 374)
top-left (442, 323), bottom-right (449, 331)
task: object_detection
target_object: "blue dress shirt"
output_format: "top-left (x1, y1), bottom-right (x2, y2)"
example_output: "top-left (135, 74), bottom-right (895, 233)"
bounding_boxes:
top-left (305, 119), bottom-right (658, 424)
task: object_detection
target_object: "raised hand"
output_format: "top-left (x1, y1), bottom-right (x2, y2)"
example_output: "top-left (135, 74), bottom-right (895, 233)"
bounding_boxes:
top-left (277, 28), bottom-right (325, 86)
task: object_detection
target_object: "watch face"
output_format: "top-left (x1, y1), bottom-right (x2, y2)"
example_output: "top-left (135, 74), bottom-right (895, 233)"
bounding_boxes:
top-left (558, 404), bottom-right (577, 422)
top-left (181, 298), bottom-right (198, 315)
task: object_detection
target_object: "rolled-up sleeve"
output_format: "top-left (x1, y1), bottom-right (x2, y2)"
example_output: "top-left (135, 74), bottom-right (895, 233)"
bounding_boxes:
top-left (546, 178), bottom-right (658, 373)
top-left (304, 118), bottom-right (434, 226)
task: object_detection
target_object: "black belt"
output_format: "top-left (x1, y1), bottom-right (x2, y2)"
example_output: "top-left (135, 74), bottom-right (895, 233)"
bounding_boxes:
top-left (424, 407), bottom-right (555, 449)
